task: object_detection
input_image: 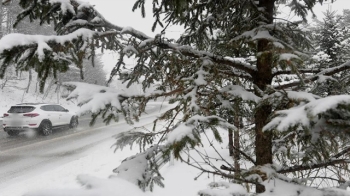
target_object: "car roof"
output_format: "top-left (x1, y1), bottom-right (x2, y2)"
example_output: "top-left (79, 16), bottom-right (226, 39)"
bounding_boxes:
top-left (15, 103), bottom-right (59, 106)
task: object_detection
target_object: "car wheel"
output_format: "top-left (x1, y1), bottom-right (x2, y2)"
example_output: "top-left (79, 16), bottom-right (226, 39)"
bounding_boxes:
top-left (7, 130), bottom-right (19, 136)
top-left (39, 121), bottom-right (52, 136)
top-left (69, 116), bottom-right (78, 129)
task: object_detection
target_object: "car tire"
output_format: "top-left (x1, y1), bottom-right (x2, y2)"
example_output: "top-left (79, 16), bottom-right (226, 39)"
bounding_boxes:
top-left (69, 116), bottom-right (78, 129)
top-left (7, 130), bottom-right (19, 136)
top-left (39, 120), bottom-right (52, 136)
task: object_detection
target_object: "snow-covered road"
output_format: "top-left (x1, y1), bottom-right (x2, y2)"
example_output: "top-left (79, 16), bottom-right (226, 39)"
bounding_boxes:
top-left (0, 103), bottom-right (164, 195)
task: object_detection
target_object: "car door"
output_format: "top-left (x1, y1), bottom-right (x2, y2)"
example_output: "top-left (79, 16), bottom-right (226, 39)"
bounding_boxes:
top-left (41, 105), bottom-right (60, 126)
top-left (53, 105), bottom-right (71, 125)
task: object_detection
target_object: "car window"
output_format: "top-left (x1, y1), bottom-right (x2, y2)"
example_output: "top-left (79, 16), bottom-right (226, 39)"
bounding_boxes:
top-left (40, 105), bottom-right (55, 111)
top-left (53, 105), bottom-right (66, 112)
top-left (8, 106), bottom-right (35, 113)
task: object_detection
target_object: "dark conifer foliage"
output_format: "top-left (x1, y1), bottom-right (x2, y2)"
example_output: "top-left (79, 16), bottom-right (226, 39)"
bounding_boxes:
top-left (4, 0), bottom-right (350, 195)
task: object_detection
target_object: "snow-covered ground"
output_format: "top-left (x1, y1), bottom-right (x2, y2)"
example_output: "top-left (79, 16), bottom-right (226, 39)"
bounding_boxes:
top-left (1, 72), bottom-right (349, 196)
top-left (0, 128), bottom-right (212, 196)
top-left (0, 108), bottom-right (215, 196)
top-left (0, 78), bottom-right (216, 196)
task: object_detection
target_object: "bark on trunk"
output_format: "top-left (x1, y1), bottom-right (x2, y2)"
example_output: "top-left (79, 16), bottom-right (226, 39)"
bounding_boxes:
top-left (254, 105), bottom-right (273, 193)
top-left (228, 116), bottom-right (241, 174)
top-left (228, 128), bottom-right (234, 156)
top-left (254, 51), bottom-right (273, 193)
top-left (229, 111), bottom-right (241, 174)
top-left (233, 115), bottom-right (240, 174)
top-left (254, 0), bottom-right (275, 193)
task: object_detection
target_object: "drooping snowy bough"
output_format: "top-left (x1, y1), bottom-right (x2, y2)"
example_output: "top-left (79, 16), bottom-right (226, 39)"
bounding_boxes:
top-left (2, 0), bottom-right (350, 195)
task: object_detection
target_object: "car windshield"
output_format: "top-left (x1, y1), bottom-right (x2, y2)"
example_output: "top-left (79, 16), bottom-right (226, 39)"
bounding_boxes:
top-left (8, 106), bottom-right (35, 113)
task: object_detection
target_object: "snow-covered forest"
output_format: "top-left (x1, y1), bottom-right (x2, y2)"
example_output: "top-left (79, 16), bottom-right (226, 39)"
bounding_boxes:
top-left (0, 0), bottom-right (106, 111)
top-left (2, 0), bottom-right (350, 195)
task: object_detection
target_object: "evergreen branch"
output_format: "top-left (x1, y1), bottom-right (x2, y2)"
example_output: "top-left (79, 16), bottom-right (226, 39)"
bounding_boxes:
top-left (218, 69), bottom-right (253, 81)
top-left (274, 61), bottom-right (350, 89)
top-left (273, 17), bottom-right (300, 26)
top-left (70, 9), bottom-right (259, 75)
top-left (153, 42), bottom-right (257, 76)
top-left (332, 146), bottom-right (350, 159)
top-left (157, 109), bottom-right (182, 145)
top-left (232, 145), bottom-right (257, 166)
top-left (200, 127), bottom-right (235, 169)
top-left (272, 68), bottom-right (322, 76)
top-left (307, 176), bottom-right (346, 184)
top-left (192, 148), bottom-right (224, 174)
top-left (8, 0), bottom-right (259, 80)
top-left (180, 150), bottom-right (258, 185)
top-left (278, 159), bottom-right (350, 174)
top-left (2, 0), bottom-right (11, 5)
top-left (220, 164), bottom-right (241, 172)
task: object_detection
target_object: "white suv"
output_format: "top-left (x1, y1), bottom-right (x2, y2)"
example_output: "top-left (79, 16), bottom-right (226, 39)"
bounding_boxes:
top-left (2, 103), bottom-right (78, 136)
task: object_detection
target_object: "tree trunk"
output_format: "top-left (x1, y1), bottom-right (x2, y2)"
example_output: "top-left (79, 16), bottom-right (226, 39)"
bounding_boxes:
top-left (233, 115), bottom-right (240, 175)
top-left (228, 128), bottom-right (234, 156)
top-left (254, 42), bottom-right (273, 192)
top-left (26, 69), bottom-right (32, 93)
top-left (228, 110), bottom-right (241, 173)
top-left (254, 105), bottom-right (272, 193)
top-left (228, 117), bottom-right (240, 174)
top-left (254, 0), bottom-right (275, 193)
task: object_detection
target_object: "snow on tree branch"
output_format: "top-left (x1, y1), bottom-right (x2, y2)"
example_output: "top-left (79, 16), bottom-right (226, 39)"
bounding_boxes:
top-left (198, 181), bottom-right (248, 196)
top-left (264, 95), bottom-right (350, 132)
top-left (49, 0), bottom-right (75, 14)
top-left (278, 158), bottom-right (350, 174)
top-left (220, 85), bottom-right (261, 103)
top-left (274, 61), bottom-right (350, 89)
top-left (2, 0), bottom-right (258, 78)
top-left (63, 82), bottom-right (126, 115)
top-left (0, 28), bottom-right (96, 61)
top-left (113, 145), bottom-right (167, 191)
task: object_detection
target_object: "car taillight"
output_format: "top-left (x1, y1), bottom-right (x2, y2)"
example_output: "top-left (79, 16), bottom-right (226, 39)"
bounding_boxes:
top-left (23, 113), bottom-right (39, 117)
top-left (3, 113), bottom-right (9, 117)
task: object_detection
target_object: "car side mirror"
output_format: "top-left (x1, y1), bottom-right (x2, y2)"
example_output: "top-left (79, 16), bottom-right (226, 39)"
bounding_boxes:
top-left (64, 109), bottom-right (69, 112)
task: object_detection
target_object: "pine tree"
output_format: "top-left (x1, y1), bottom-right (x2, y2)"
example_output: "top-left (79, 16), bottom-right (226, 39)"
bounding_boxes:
top-left (310, 10), bottom-right (350, 96)
top-left (2, 0), bottom-right (350, 195)
top-left (58, 56), bottom-right (106, 85)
